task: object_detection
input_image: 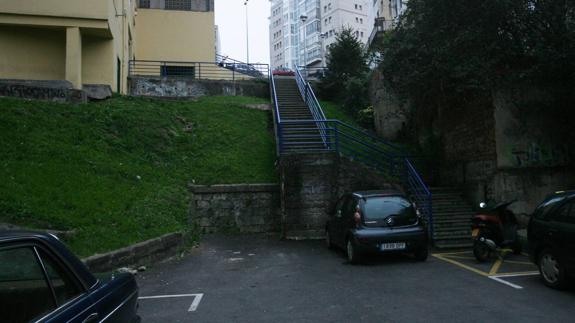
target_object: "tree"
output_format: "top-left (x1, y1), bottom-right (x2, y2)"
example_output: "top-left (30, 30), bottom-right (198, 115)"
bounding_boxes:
top-left (320, 28), bottom-right (370, 117)
top-left (378, 0), bottom-right (575, 110)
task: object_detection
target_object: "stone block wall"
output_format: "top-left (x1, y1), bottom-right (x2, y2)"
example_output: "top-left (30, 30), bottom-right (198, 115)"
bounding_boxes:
top-left (279, 152), bottom-right (401, 239)
top-left (129, 77), bottom-right (269, 99)
top-left (189, 184), bottom-right (280, 234)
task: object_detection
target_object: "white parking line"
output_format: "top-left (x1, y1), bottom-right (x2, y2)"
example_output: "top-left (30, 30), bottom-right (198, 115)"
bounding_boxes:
top-left (139, 293), bottom-right (204, 312)
top-left (188, 293), bottom-right (204, 312)
top-left (488, 272), bottom-right (540, 290)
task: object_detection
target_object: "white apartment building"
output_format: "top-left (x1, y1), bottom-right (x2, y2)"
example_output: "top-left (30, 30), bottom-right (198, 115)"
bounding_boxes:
top-left (269, 0), bottom-right (323, 71)
top-left (320, 0), bottom-right (369, 57)
top-left (270, 0), bottom-right (371, 71)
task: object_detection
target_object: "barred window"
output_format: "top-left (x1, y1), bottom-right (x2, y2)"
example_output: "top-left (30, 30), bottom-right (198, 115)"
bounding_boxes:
top-left (138, 0), bottom-right (150, 8)
top-left (165, 0), bottom-right (192, 10)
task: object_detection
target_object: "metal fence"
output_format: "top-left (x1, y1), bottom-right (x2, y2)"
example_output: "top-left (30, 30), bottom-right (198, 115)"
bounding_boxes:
top-left (129, 60), bottom-right (269, 81)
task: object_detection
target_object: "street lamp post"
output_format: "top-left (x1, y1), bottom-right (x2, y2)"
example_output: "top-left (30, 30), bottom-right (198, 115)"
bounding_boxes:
top-left (244, 0), bottom-right (250, 64)
top-left (299, 14), bottom-right (308, 75)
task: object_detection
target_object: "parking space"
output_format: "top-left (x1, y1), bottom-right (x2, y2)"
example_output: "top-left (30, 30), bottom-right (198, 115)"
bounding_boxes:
top-left (432, 250), bottom-right (539, 289)
top-left (136, 234), bottom-right (575, 323)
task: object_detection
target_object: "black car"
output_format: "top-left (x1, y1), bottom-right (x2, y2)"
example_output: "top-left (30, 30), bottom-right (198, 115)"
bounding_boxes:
top-left (528, 190), bottom-right (575, 289)
top-left (325, 190), bottom-right (429, 264)
top-left (0, 231), bottom-right (140, 322)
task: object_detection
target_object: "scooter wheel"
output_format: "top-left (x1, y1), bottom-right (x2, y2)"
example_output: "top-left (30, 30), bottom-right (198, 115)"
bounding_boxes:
top-left (473, 240), bottom-right (491, 263)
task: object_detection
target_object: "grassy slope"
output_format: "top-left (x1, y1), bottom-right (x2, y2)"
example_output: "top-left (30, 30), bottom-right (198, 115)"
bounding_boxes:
top-left (320, 100), bottom-right (361, 128)
top-left (0, 95), bottom-right (277, 257)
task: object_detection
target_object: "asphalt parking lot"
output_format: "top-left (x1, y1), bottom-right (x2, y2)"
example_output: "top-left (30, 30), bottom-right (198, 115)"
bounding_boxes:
top-left (136, 234), bottom-right (575, 323)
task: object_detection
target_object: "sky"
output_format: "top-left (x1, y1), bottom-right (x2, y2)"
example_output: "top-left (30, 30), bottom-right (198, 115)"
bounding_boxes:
top-left (215, 0), bottom-right (271, 65)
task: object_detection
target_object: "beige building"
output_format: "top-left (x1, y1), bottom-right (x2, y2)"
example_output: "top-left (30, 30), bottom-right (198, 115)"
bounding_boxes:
top-left (0, 0), bottom-right (216, 94)
top-left (366, 0), bottom-right (408, 49)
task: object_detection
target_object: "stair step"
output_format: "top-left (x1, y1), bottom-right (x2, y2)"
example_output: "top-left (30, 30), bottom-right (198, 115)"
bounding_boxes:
top-left (434, 240), bottom-right (474, 249)
top-left (433, 231), bottom-right (471, 238)
top-left (434, 218), bottom-right (472, 224)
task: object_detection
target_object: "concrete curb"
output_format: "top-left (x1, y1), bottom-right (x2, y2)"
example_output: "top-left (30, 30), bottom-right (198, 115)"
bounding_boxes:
top-left (82, 232), bottom-right (185, 273)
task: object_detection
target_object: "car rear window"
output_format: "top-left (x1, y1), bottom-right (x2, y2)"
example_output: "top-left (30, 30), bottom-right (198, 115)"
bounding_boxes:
top-left (363, 196), bottom-right (416, 221)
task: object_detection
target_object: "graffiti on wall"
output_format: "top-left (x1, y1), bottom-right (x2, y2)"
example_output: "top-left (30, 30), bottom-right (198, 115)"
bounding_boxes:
top-left (0, 84), bottom-right (85, 103)
top-left (510, 142), bottom-right (570, 168)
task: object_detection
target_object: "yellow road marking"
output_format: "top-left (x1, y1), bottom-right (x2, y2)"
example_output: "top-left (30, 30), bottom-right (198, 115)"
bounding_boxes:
top-left (432, 254), bottom-right (489, 277)
top-left (489, 259), bottom-right (503, 275)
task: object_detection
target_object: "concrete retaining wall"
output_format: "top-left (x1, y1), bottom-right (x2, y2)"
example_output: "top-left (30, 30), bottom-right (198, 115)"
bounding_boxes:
top-left (83, 232), bottom-right (184, 273)
top-left (129, 77), bottom-right (269, 99)
top-left (189, 184), bottom-right (281, 234)
top-left (0, 79), bottom-right (86, 103)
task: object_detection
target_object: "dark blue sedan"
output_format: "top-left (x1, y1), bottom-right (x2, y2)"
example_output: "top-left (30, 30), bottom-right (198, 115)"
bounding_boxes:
top-left (0, 231), bottom-right (140, 323)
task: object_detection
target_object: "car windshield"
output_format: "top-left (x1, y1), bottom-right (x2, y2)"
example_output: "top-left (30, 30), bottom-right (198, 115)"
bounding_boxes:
top-left (363, 196), bottom-right (415, 220)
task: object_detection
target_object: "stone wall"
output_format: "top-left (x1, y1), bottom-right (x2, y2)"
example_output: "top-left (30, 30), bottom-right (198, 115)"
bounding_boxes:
top-left (369, 71), bottom-right (410, 141)
top-left (83, 232), bottom-right (184, 273)
top-left (0, 79), bottom-right (86, 104)
top-left (437, 85), bottom-right (575, 225)
top-left (189, 184), bottom-right (280, 234)
top-left (129, 77), bottom-right (269, 99)
top-left (279, 152), bottom-right (401, 239)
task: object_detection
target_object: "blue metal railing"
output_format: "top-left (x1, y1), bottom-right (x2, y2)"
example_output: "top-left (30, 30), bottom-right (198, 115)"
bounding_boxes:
top-left (270, 72), bottom-right (434, 240)
top-left (269, 70), bottom-right (282, 155)
top-left (295, 68), bottom-right (329, 147)
top-left (405, 159), bottom-right (433, 237)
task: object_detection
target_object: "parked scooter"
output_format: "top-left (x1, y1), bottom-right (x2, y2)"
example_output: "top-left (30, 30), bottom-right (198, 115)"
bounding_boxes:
top-left (471, 200), bottom-right (522, 262)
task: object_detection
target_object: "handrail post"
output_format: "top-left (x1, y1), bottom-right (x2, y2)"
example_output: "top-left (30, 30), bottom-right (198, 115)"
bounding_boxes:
top-left (334, 122), bottom-right (339, 153)
top-left (278, 122), bottom-right (283, 153)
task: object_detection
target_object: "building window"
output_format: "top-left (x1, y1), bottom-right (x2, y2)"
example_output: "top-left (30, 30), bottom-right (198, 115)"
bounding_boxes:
top-left (360, 18), bottom-right (363, 24)
top-left (161, 66), bottom-right (195, 77)
top-left (165, 0), bottom-right (192, 11)
top-left (139, 0), bottom-right (150, 8)
top-left (355, 4), bottom-right (358, 9)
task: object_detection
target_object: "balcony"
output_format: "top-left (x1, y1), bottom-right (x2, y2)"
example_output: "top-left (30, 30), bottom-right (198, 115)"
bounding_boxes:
top-left (367, 17), bottom-right (394, 49)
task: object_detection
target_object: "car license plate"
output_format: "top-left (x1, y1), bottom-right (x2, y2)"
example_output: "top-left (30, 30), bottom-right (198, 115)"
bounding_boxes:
top-left (472, 228), bottom-right (479, 238)
top-left (380, 242), bottom-right (406, 251)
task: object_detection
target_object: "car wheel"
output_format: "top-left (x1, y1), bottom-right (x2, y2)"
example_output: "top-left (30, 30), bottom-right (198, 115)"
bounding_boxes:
top-left (538, 248), bottom-right (567, 289)
top-left (414, 247), bottom-right (429, 262)
top-left (346, 238), bottom-right (361, 264)
top-left (325, 229), bottom-right (334, 249)
top-left (473, 239), bottom-right (491, 263)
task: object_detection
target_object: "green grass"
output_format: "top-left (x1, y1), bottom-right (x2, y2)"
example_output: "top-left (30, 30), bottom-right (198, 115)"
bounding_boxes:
top-left (0, 95), bottom-right (277, 257)
top-left (320, 100), bottom-right (361, 128)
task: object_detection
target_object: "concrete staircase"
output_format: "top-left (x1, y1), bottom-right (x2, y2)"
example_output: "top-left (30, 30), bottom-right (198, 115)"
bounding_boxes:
top-left (431, 187), bottom-right (474, 249)
top-left (274, 77), bottom-right (324, 152)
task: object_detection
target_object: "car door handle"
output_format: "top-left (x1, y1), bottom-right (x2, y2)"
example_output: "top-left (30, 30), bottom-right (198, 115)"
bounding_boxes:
top-left (82, 313), bottom-right (99, 323)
